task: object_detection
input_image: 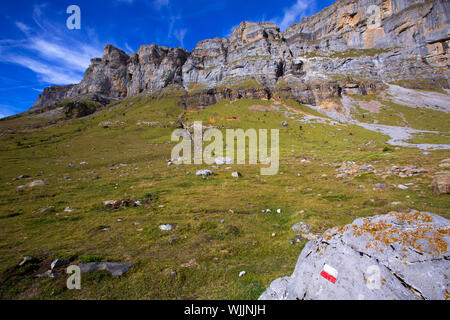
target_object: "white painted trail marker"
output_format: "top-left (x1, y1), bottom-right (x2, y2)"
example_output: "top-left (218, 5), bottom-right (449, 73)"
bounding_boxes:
top-left (320, 264), bottom-right (338, 284)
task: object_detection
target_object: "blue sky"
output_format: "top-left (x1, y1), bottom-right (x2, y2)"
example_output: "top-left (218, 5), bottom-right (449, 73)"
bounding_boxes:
top-left (0, 0), bottom-right (335, 118)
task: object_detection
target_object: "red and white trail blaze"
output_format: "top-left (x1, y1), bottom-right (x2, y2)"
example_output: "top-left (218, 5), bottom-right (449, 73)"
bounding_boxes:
top-left (320, 264), bottom-right (338, 284)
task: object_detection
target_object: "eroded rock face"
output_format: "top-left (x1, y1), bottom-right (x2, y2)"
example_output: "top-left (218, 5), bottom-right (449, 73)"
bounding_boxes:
top-left (431, 171), bottom-right (450, 195)
top-left (31, 0), bottom-right (449, 111)
top-left (259, 211), bottom-right (449, 300)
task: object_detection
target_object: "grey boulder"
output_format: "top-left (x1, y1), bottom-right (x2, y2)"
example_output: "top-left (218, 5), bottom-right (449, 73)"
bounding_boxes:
top-left (260, 211), bottom-right (449, 300)
top-left (79, 262), bottom-right (134, 276)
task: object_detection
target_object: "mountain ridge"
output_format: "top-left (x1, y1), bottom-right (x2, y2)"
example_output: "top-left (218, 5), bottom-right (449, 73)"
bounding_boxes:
top-left (31, 0), bottom-right (449, 112)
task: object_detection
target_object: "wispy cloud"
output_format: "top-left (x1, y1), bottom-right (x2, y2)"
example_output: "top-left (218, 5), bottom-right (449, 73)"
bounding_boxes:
top-left (173, 28), bottom-right (187, 47)
top-left (0, 104), bottom-right (21, 119)
top-left (124, 43), bottom-right (135, 54)
top-left (0, 5), bottom-right (103, 85)
top-left (272, 0), bottom-right (315, 30)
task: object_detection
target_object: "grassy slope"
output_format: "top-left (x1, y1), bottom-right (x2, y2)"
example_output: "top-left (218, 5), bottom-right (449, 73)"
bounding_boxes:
top-left (0, 95), bottom-right (449, 299)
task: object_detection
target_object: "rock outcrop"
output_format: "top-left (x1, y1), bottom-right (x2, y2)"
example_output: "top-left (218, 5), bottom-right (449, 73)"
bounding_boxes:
top-left (259, 210), bottom-right (449, 300)
top-left (31, 0), bottom-right (449, 111)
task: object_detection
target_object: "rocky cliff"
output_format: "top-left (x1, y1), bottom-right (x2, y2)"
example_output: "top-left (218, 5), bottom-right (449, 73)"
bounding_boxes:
top-left (31, 0), bottom-right (449, 111)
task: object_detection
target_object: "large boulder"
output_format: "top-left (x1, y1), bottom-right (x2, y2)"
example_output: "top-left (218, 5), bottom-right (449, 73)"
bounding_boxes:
top-left (260, 211), bottom-right (449, 300)
top-left (431, 171), bottom-right (450, 195)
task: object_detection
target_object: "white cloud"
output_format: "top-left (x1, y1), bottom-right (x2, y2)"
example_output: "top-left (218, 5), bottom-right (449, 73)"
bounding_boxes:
top-left (173, 28), bottom-right (187, 47)
top-left (124, 43), bottom-right (135, 53)
top-left (273, 0), bottom-right (315, 31)
top-left (3, 55), bottom-right (83, 84)
top-left (15, 22), bottom-right (31, 35)
top-left (1, 7), bottom-right (103, 86)
top-left (0, 104), bottom-right (20, 118)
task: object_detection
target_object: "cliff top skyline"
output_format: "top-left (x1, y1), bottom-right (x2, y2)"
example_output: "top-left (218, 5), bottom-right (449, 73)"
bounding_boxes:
top-left (0, 0), bottom-right (334, 118)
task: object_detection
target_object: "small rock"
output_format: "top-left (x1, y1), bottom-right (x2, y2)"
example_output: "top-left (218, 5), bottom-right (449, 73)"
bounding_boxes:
top-left (281, 121), bottom-right (288, 127)
top-left (397, 184), bottom-right (409, 190)
top-left (231, 172), bottom-right (242, 178)
top-left (292, 222), bottom-right (312, 234)
top-left (26, 180), bottom-right (45, 188)
top-left (79, 262), bottom-right (133, 276)
top-left (196, 169), bottom-right (213, 177)
top-left (19, 256), bottom-right (35, 266)
top-left (439, 159), bottom-right (450, 169)
top-left (18, 175), bottom-right (30, 179)
top-left (277, 209), bottom-right (282, 214)
top-left (168, 236), bottom-right (180, 244)
top-left (159, 224), bottom-right (174, 231)
top-left (181, 259), bottom-right (200, 269)
top-left (374, 183), bottom-right (387, 189)
top-left (103, 200), bottom-right (119, 207)
top-left (36, 270), bottom-right (56, 278)
top-left (431, 171), bottom-right (450, 195)
top-left (51, 259), bottom-right (70, 270)
top-left (226, 225), bottom-right (239, 235)
top-left (239, 271), bottom-right (246, 277)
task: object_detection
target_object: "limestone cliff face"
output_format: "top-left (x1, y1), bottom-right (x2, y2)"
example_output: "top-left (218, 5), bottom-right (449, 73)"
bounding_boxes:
top-left (31, 0), bottom-right (449, 111)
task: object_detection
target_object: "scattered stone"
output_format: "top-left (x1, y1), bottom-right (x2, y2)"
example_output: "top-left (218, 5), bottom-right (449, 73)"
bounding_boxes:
top-left (289, 235), bottom-right (304, 245)
top-left (68, 163), bottom-right (75, 168)
top-left (159, 224), bottom-right (174, 231)
top-left (422, 152), bottom-right (432, 156)
top-left (18, 175), bottom-right (30, 179)
top-left (277, 209), bottom-right (282, 214)
top-left (64, 207), bottom-right (74, 212)
top-left (231, 172), bottom-right (242, 178)
top-left (226, 225), bottom-right (239, 235)
top-left (79, 161), bottom-right (88, 165)
top-left (239, 271), bottom-right (246, 277)
top-left (103, 198), bottom-right (153, 209)
top-left (430, 171), bottom-right (450, 195)
top-left (397, 184), bottom-right (409, 190)
top-left (281, 121), bottom-right (288, 127)
top-left (260, 211), bottom-right (449, 300)
top-left (36, 270), bottom-right (56, 278)
top-left (292, 222), bottom-right (311, 234)
top-left (26, 180), bottom-right (45, 188)
top-left (168, 236), bottom-right (180, 244)
top-left (79, 262), bottom-right (134, 276)
top-left (50, 259), bottom-right (70, 270)
top-left (196, 169), bottom-right (213, 177)
top-left (181, 259), bottom-right (200, 269)
top-left (19, 256), bottom-right (35, 266)
top-left (374, 183), bottom-right (387, 189)
top-left (439, 159), bottom-right (450, 169)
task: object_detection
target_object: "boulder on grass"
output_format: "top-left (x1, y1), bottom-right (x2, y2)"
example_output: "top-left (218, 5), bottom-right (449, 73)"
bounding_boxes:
top-left (260, 211), bottom-right (449, 300)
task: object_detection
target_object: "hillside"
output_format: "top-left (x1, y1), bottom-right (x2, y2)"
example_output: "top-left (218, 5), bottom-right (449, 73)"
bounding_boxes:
top-left (0, 0), bottom-right (449, 300)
